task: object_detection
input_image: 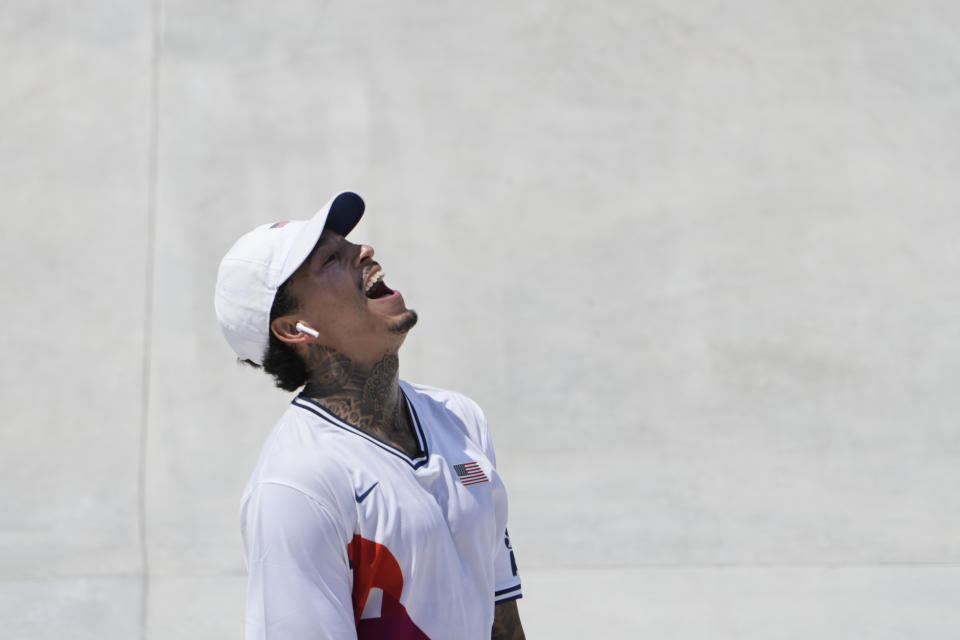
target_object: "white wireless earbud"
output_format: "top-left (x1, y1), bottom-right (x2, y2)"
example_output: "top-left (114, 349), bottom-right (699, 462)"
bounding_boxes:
top-left (295, 322), bottom-right (319, 338)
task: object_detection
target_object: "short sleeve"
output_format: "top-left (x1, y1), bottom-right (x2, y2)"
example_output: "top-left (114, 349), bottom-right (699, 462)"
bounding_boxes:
top-left (493, 527), bottom-right (522, 603)
top-left (471, 403), bottom-right (523, 603)
top-left (242, 482), bottom-right (357, 640)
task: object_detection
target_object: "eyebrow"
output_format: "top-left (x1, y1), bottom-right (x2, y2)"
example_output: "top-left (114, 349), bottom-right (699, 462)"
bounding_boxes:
top-left (314, 230), bottom-right (337, 251)
top-left (307, 231), bottom-right (342, 265)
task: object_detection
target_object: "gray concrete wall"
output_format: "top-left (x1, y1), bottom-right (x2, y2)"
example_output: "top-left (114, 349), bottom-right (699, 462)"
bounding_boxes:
top-left (3, 1), bottom-right (959, 638)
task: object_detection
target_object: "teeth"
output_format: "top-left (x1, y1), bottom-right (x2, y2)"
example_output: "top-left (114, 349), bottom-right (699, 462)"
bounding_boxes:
top-left (365, 270), bottom-right (385, 293)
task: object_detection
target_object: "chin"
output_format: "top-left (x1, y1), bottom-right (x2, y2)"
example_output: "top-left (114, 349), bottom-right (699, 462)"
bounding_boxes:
top-left (388, 309), bottom-right (418, 334)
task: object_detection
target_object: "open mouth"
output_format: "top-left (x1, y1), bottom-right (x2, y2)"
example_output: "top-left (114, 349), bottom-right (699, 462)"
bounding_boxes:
top-left (364, 270), bottom-right (395, 300)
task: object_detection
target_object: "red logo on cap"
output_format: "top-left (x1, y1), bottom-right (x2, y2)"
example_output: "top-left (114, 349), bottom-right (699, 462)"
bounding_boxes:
top-left (269, 221), bottom-right (290, 229)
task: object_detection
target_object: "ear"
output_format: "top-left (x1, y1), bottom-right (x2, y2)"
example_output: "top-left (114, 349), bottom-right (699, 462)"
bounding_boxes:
top-left (270, 315), bottom-right (312, 345)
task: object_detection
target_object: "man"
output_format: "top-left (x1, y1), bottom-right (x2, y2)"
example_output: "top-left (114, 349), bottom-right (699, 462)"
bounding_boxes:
top-left (214, 191), bottom-right (525, 640)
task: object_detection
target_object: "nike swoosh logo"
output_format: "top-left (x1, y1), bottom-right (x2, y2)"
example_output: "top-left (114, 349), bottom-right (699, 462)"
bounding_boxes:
top-left (355, 481), bottom-right (379, 503)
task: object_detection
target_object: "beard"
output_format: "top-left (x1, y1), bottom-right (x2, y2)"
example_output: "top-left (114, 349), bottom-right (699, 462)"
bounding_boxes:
top-left (388, 309), bottom-right (419, 334)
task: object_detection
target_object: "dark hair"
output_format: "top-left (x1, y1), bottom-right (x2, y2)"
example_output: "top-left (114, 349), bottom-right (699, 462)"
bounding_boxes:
top-left (243, 280), bottom-right (308, 391)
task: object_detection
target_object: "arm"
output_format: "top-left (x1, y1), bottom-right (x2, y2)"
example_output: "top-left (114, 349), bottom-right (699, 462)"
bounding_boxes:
top-left (491, 599), bottom-right (525, 640)
top-left (491, 526), bottom-right (524, 640)
top-left (242, 482), bottom-right (357, 639)
top-left (463, 395), bottom-right (524, 640)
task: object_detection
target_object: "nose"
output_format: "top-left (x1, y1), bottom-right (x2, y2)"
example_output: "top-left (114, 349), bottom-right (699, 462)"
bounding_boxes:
top-left (354, 243), bottom-right (375, 267)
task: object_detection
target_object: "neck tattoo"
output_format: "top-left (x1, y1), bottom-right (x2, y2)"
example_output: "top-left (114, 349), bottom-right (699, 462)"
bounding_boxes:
top-left (302, 344), bottom-right (412, 448)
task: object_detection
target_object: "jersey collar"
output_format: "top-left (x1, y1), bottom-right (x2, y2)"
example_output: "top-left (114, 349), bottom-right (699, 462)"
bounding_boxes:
top-left (291, 388), bottom-right (430, 469)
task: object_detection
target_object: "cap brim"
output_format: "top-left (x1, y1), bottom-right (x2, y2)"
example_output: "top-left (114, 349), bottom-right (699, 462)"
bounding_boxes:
top-left (278, 191), bottom-right (365, 285)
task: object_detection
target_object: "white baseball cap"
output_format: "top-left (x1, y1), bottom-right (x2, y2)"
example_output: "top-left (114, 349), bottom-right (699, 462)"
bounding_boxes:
top-left (214, 191), bottom-right (365, 365)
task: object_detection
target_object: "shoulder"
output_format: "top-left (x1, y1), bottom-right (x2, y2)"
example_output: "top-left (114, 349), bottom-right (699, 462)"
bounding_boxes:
top-left (401, 380), bottom-right (491, 450)
top-left (401, 381), bottom-right (488, 424)
top-left (241, 402), bottom-right (355, 520)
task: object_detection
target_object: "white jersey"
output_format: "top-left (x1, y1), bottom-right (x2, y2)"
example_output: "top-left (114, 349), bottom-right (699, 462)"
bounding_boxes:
top-left (240, 381), bottom-right (522, 640)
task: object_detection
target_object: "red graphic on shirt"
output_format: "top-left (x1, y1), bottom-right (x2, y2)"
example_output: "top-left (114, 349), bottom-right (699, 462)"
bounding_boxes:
top-left (347, 535), bottom-right (430, 639)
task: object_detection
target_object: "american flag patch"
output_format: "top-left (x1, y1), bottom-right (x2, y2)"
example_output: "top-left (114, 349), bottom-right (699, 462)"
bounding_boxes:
top-left (454, 461), bottom-right (489, 486)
